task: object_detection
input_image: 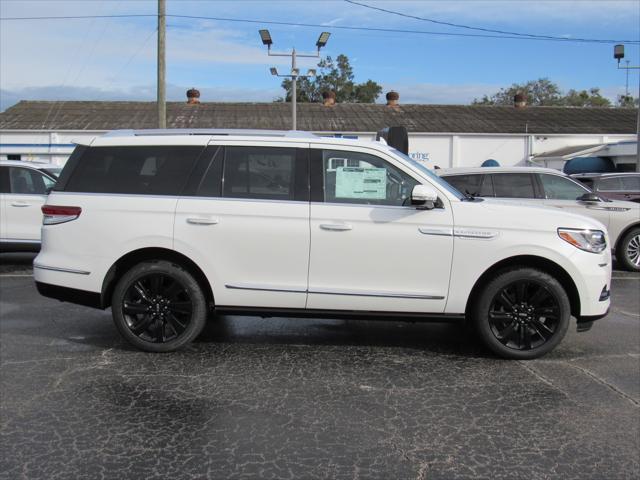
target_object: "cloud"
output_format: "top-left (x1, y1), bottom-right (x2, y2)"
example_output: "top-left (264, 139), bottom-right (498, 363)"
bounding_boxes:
top-left (379, 82), bottom-right (632, 106)
top-left (0, 83), bottom-right (282, 112)
top-left (380, 82), bottom-right (499, 104)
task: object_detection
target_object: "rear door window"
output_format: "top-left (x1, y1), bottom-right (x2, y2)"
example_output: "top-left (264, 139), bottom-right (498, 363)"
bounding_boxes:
top-left (222, 146), bottom-right (300, 201)
top-left (63, 146), bottom-right (203, 195)
top-left (620, 176), bottom-right (640, 191)
top-left (597, 177), bottom-right (624, 191)
top-left (8, 167), bottom-right (49, 195)
top-left (491, 173), bottom-right (536, 198)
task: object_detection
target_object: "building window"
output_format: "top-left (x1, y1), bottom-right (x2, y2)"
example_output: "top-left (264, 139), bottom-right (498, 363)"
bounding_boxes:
top-left (7, 154), bottom-right (21, 161)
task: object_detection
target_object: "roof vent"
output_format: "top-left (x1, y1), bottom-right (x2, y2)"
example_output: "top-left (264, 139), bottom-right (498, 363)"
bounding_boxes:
top-left (322, 91), bottom-right (336, 107)
top-left (187, 88), bottom-right (200, 104)
top-left (386, 91), bottom-right (400, 107)
top-left (514, 93), bottom-right (526, 109)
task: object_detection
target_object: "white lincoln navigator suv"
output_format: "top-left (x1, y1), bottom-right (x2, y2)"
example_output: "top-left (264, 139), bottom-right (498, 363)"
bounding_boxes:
top-left (35, 129), bottom-right (611, 359)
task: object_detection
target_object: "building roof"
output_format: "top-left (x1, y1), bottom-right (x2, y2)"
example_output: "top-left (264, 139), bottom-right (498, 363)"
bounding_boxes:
top-left (0, 100), bottom-right (637, 135)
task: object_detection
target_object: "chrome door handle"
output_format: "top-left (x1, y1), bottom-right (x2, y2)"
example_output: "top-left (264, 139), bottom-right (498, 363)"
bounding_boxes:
top-left (10, 202), bottom-right (30, 207)
top-left (320, 223), bottom-right (352, 231)
top-left (186, 217), bottom-right (219, 225)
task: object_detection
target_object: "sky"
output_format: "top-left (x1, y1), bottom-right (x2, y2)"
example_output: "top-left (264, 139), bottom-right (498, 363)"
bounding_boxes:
top-left (0, 0), bottom-right (639, 111)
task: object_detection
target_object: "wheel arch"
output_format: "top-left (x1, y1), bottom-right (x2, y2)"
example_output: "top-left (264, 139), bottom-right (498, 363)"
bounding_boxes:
top-left (613, 222), bottom-right (640, 253)
top-left (464, 255), bottom-right (581, 319)
top-left (100, 247), bottom-right (214, 309)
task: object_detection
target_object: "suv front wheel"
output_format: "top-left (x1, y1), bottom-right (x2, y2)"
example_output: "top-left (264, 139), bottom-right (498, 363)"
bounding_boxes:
top-left (111, 260), bottom-right (207, 352)
top-left (617, 227), bottom-right (640, 272)
top-left (472, 268), bottom-right (570, 360)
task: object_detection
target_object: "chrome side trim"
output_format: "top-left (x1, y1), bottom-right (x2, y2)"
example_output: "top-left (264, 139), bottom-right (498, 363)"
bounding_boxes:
top-left (225, 283), bottom-right (307, 294)
top-left (310, 201), bottom-right (447, 212)
top-left (308, 288), bottom-right (445, 300)
top-left (418, 227), bottom-right (453, 237)
top-left (586, 206), bottom-right (630, 212)
top-left (225, 283), bottom-right (444, 300)
top-left (33, 264), bottom-right (91, 275)
top-left (454, 229), bottom-right (499, 239)
top-left (0, 238), bottom-right (40, 244)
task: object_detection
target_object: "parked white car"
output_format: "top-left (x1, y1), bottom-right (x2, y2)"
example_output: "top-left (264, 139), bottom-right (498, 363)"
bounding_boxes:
top-left (0, 160), bottom-right (61, 251)
top-left (438, 167), bottom-right (640, 272)
top-left (35, 130), bottom-right (611, 359)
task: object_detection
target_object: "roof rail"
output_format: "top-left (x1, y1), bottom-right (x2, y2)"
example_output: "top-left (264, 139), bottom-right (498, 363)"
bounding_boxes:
top-left (102, 129), bottom-right (319, 138)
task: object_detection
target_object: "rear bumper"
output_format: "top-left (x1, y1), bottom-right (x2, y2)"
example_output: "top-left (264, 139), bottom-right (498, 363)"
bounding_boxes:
top-left (36, 281), bottom-right (104, 309)
top-left (0, 241), bottom-right (40, 253)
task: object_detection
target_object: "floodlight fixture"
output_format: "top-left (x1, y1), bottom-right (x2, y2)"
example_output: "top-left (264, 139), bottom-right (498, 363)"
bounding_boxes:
top-left (307, 69), bottom-right (317, 77)
top-left (614, 44), bottom-right (625, 61)
top-left (259, 29), bottom-right (273, 46)
top-left (316, 32), bottom-right (331, 49)
top-left (291, 68), bottom-right (300, 77)
top-left (270, 67), bottom-right (278, 76)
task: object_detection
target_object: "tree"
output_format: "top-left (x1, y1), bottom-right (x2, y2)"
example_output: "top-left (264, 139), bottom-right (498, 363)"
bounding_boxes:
top-left (617, 94), bottom-right (639, 108)
top-left (472, 78), bottom-right (625, 108)
top-left (473, 78), bottom-right (563, 106)
top-left (279, 54), bottom-right (382, 103)
top-left (562, 88), bottom-right (611, 107)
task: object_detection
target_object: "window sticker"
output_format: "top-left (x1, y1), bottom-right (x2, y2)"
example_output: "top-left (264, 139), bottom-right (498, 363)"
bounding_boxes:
top-left (335, 167), bottom-right (387, 199)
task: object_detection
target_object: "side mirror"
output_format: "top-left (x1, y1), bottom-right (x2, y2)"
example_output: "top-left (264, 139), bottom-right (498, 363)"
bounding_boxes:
top-left (411, 184), bottom-right (439, 210)
top-left (577, 192), bottom-right (601, 203)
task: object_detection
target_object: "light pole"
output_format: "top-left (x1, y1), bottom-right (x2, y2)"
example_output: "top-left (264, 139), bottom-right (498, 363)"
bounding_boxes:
top-left (259, 30), bottom-right (330, 130)
top-left (614, 44), bottom-right (640, 172)
top-left (157, 0), bottom-right (166, 129)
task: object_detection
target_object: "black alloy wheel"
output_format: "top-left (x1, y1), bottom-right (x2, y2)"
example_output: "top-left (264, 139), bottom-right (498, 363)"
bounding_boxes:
top-left (122, 273), bottom-right (193, 343)
top-left (112, 261), bottom-right (207, 352)
top-left (473, 268), bottom-right (570, 360)
top-left (488, 280), bottom-right (560, 351)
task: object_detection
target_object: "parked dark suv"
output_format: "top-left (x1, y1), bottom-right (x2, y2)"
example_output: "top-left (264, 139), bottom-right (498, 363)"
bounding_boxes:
top-left (571, 173), bottom-right (640, 203)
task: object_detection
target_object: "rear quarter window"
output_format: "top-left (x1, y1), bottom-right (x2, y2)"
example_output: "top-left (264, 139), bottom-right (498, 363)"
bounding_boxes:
top-left (62, 146), bottom-right (203, 195)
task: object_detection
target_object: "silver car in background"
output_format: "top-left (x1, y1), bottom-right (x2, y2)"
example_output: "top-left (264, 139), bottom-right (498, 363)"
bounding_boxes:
top-left (0, 160), bottom-right (60, 252)
top-left (437, 166), bottom-right (640, 271)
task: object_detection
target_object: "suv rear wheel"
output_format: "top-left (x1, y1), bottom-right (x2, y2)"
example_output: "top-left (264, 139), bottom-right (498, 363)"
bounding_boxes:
top-left (472, 268), bottom-right (570, 360)
top-left (111, 260), bottom-right (207, 352)
top-left (617, 227), bottom-right (640, 272)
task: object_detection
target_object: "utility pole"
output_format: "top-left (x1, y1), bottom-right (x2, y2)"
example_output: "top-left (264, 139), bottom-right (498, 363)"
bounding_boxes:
top-left (291, 48), bottom-right (297, 130)
top-left (259, 30), bottom-right (331, 130)
top-left (157, 0), bottom-right (166, 129)
top-left (613, 45), bottom-right (640, 173)
top-left (625, 60), bottom-right (630, 96)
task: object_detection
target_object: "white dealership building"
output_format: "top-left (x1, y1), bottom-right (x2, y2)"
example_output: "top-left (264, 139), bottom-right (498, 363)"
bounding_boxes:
top-left (0, 91), bottom-right (637, 171)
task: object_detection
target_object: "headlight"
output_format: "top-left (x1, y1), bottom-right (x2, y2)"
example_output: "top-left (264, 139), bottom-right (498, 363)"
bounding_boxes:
top-left (558, 228), bottom-right (607, 253)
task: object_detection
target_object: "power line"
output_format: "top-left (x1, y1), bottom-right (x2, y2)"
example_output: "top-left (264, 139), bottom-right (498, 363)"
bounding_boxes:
top-left (344, 0), bottom-right (638, 44)
top-left (1, 13), bottom-right (638, 44)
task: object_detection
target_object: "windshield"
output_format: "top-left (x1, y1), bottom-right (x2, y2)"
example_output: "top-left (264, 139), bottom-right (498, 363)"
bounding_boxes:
top-left (389, 148), bottom-right (465, 199)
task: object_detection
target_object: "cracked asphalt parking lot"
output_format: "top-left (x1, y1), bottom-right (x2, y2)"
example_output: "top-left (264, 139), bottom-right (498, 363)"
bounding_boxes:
top-left (1, 253), bottom-right (639, 480)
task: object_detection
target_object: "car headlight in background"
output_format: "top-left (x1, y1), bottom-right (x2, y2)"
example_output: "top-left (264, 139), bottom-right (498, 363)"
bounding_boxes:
top-left (558, 228), bottom-right (607, 254)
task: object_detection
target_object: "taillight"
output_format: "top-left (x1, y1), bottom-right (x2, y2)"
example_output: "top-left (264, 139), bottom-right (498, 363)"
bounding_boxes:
top-left (42, 205), bottom-right (82, 225)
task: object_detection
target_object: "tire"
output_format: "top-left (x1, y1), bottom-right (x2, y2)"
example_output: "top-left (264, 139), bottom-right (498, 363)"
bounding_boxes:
top-left (472, 268), bottom-right (571, 360)
top-left (617, 227), bottom-right (640, 272)
top-left (111, 260), bottom-right (207, 352)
